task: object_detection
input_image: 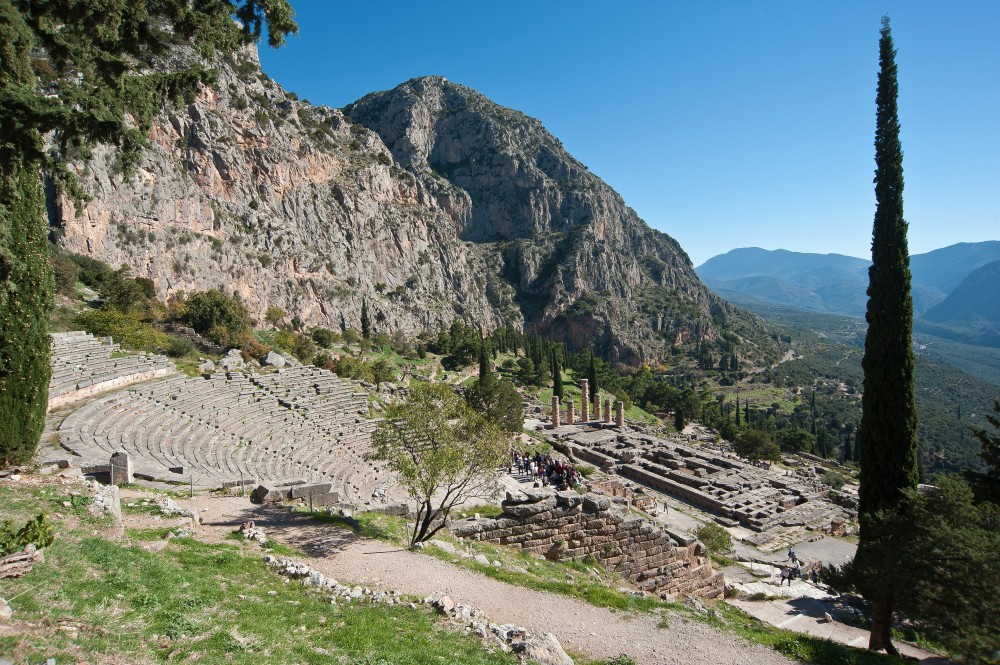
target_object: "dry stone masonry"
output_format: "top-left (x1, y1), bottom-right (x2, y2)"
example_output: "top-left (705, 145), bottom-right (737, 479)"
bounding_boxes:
top-left (453, 487), bottom-right (723, 598)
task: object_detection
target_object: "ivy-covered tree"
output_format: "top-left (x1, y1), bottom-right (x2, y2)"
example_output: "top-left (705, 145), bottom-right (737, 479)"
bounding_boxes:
top-left (855, 17), bottom-right (919, 655)
top-left (0, 0), bottom-right (296, 466)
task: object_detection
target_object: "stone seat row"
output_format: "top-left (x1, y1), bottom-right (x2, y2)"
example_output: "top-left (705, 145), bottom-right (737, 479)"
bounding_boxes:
top-left (49, 356), bottom-right (171, 396)
top-left (56, 360), bottom-right (386, 500)
top-left (48, 333), bottom-right (175, 409)
top-left (62, 391), bottom-right (365, 488)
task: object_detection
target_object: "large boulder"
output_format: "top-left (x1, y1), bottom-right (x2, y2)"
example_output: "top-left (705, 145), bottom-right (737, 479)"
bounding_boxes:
top-left (261, 351), bottom-right (286, 368)
top-left (514, 633), bottom-right (574, 665)
top-left (218, 349), bottom-right (244, 370)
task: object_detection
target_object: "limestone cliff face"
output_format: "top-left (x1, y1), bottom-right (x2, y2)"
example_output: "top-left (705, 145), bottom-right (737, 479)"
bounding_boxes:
top-left (54, 47), bottom-right (508, 339)
top-left (54, 48), bottom-right (767, 365)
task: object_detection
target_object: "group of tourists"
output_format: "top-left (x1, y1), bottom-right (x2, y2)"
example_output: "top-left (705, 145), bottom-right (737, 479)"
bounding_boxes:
top-left (779, 548), bottom-right (820, 586)
top-left (510, 449), bottom-right (580, 491)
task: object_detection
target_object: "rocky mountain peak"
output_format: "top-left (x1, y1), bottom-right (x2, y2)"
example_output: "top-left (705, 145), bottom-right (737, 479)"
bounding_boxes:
top-left (52, 45), bottom-right (773, 367)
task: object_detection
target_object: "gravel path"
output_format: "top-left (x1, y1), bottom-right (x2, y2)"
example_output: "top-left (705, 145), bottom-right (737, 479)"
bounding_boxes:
top-left (154, 495), bottom-right (797, 665)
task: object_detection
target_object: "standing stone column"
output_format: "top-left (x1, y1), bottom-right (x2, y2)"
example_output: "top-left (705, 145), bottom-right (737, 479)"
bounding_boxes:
top-left (580, 379), bottom-right (590, 422)
top-left (566, 401), bottom-right (575, 425)
top-left (594, 394), bottom-right (602, 422)
top-left (110, 450), bottom-right (133, 485)
top-left (615, 401), bottom-right (625, 428)
top-left (551, 396), bottom-right (561, 427)
top-left (604, 399), bottom-right (613, 424)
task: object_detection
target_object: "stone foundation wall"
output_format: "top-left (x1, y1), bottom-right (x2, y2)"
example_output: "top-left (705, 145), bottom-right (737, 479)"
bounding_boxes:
top-left (452, 488), bottom-right (723, 598)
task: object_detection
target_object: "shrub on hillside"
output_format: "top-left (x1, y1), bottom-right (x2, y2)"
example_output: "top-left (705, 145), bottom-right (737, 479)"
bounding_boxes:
top-left (165, 336), bottom-right (196, 358)
top-left (821, 471), bottom-right (846, 491)
top-left (101, 268), bottom-right (156, 313)
top-left (0, 513), bottom-right (55, 556)
top-left (50, 253), bottom-right (80, 296)
top-left (273, 330), bottom-right (297, 352)
top-left (74, 308), bottom-right (169, 350)
top-left (182, 290), bottom-right (251, 342)
top-left (696, 522), bottom-right (733, 555)
top-left (311, 327), bottom-right (338, 348)
top-left (334, 355), bottom-right (374, 382)
top-left (313, 353), bottom-right (336, 371)
top-left (64, 252), bottom-right (115, 291)
top-left (292, 333), bottom-right (317, 363)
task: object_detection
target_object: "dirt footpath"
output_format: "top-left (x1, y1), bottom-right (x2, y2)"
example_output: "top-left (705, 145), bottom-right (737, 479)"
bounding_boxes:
top-left (136, 493), bottom-right (795, 665)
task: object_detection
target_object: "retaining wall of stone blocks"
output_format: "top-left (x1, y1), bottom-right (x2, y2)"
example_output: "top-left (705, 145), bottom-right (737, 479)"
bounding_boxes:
top-left (452, 488), bottom-right (724, 598)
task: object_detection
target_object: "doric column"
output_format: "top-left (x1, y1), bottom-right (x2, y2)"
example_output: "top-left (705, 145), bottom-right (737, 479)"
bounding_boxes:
top-left (580, 379), bottom-right (590, 422)
top-left (615, 401), bottom-right (625, 428)
top-left (605, 398), bottom-right (613, 424)
top-left (566, 401), bottom-right (575, 425)
top-left (551, 396), bottom-right (561, 427)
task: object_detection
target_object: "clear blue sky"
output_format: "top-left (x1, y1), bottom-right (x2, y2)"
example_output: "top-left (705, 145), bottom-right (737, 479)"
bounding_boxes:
top-left (258, 1), bottom-right (999, 266)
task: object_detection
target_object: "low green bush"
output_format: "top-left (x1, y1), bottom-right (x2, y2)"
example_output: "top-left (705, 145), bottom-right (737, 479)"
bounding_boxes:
top-left (165, 336), bottom-right (196, 358)
top-left (0, 513), bottom-right (55, 556)
top-left (696, 522), bottom-right (733, 555)
top-left (74, 308), bottom-right (169, 351)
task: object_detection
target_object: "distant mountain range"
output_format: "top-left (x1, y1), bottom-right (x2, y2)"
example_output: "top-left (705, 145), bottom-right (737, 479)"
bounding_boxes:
top-left (696, 242), bottom-right (1000, 347)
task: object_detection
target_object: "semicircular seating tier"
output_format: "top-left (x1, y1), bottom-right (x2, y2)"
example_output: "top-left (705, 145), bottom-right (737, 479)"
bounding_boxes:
top-left (48, 331), bottom-right (176, 410)
top-left (56, 350), bottom-right (398, 505)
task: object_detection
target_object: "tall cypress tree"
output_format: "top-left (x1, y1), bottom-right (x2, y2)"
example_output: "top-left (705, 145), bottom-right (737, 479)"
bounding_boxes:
top-left (0, 156), bottom-right (53, 465)
top-left (587, 353), bottom-right (599, 411)
top-left (552, 350), bottom-right (564, 400)
top-left (360, 299), bottom-right (371, 339)
top-left (478, 336), bottom-right (492, 382)
top-left (855, 17), bottom-right (919, 656)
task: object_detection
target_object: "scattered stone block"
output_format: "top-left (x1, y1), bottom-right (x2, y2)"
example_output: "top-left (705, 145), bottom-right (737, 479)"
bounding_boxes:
top-left (582, 494), bottom-right (610, 512)
top-left (109, 450), bottom-right (133, 485)
top-left (250, 484), bottom-right (290, 504)
top-left (433, 595), bottom-right (455, 615)
top-left (290, 483), bottom-right (333, 499)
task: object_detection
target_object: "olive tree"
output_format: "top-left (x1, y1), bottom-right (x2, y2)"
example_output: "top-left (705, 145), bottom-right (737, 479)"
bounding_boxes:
top-left (369, 382), bottom-right (509, 546)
